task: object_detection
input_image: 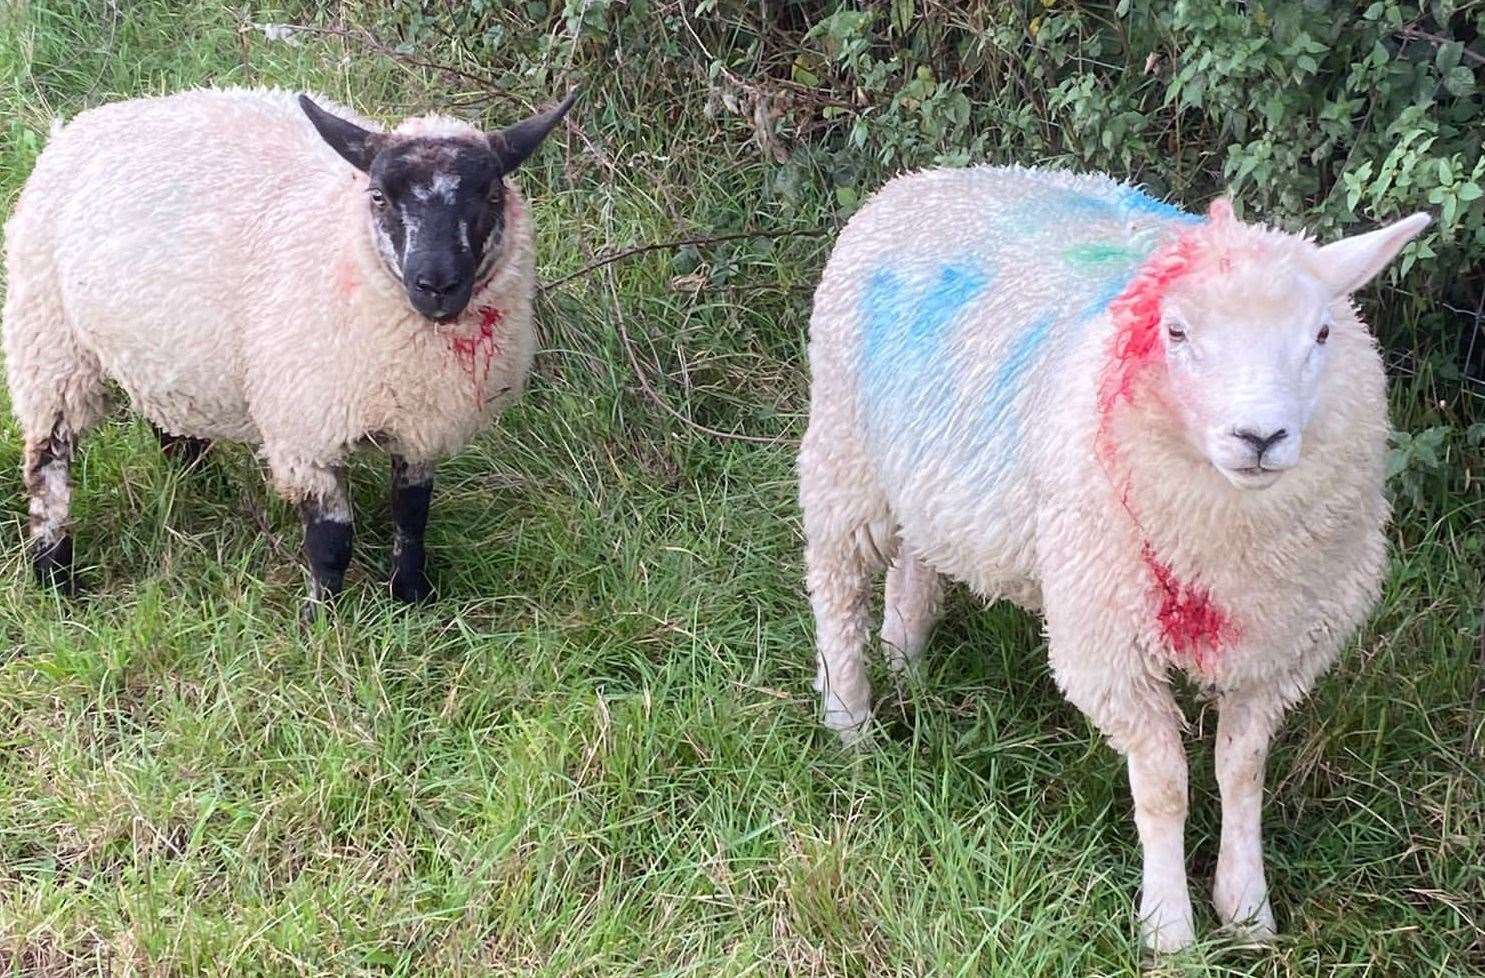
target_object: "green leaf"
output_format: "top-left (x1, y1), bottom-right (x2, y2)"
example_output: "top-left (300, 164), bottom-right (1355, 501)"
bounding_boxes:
top-left (1443, 66), bottom-right (1475, 98)
top-left (1435, 41), bottom-right (1463, 75)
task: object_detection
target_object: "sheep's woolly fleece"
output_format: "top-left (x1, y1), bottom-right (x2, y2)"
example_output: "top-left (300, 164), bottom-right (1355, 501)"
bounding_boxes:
top-left (801, 165), bottom-right (1389, 702)
top-left (2, 87), bottom-right (537, 504)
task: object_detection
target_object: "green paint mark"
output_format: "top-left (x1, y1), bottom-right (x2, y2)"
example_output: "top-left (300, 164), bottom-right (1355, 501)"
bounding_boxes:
top-left (1064, 242), bottom-right (1139, 266)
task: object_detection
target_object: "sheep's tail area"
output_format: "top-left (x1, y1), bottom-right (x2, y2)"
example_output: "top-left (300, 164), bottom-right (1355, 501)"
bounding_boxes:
top-left (1094, 226), bottom-right (1235, 670)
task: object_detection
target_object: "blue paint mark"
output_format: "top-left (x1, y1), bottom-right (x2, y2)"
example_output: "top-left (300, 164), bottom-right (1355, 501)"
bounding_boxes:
top-left (981, 312), bottom-right (1056, 442)
top-left (1075, 271), bottom-right (1137, 323)
top-left (862, 263), bottom-right (988, 374)
top-left (1118, 186), bottom-right (1201, 224)
top-left (861, 261), bottom-right (989, 397)
top-left (860, 260), bottom-right (991, 474)
top-left (855, 242), bottom-right (1151, 490)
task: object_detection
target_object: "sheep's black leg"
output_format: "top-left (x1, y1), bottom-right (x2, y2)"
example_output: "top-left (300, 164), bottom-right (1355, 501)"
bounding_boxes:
top-left (152, 422), bottom-right (210, 467)
top-left (298, 469), bottom-right (353, 621)
top-left (389, 455), bottom-right (435, 604)
top-left (24, 422), bottom-right (78, 595)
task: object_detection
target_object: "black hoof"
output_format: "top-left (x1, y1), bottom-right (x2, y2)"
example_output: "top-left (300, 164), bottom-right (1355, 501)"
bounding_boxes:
top-left (31, 536), bottom-right (78, 596)
top-left (390, 569), bottom-right (435, 604)
top-left (299, 595), bottom-right (333, 627)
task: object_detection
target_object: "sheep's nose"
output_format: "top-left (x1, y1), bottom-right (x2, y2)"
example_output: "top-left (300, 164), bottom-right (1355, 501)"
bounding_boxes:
top-left (1234, 426), bottom-right (1288, 458)
top-left (413, 271), bottom-right (461, 298)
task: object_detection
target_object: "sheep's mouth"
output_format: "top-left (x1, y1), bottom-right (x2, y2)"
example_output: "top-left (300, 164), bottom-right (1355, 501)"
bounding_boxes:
top-left (1219, 464), bottom-right (1284, 491)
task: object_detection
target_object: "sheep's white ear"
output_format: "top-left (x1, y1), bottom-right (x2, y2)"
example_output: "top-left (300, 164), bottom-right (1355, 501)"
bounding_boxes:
top-left (299, 95), bottom-right (384, 173)
top-left (1312, 212), bottom-right (1431, 297)
top-left (1207, 196), bottom-right (1235, 224)
top-left (488, 89), bottom-right (578, 173)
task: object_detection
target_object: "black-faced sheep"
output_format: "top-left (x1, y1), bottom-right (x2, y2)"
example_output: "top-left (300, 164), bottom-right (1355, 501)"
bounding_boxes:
top-left (3, 87), bottom-right (574, 612)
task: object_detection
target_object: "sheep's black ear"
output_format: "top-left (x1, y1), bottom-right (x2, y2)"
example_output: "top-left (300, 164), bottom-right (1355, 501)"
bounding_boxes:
top-left (487, 90), bottom-right (577, 173)
top-left (299, 94), bottom-right (384, 172)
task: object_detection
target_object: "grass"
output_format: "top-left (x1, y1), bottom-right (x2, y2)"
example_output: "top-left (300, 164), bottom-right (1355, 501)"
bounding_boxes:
top-left (0, 2), bottom-right (1481, 975)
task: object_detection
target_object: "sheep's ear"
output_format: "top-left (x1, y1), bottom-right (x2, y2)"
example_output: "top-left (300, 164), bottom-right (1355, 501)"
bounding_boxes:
top-left (299, 95), bottom-right (384, 172)
top-left (1312, 212), bottom-right (1431, 297)
top-left (487, 90), bottom-right (577, 173)
top-left (1207, 197), bottom-right (1235, 223)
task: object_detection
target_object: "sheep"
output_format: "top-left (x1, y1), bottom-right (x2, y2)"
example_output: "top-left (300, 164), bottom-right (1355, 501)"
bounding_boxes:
top-left (798, 165), bottom-right (1429, 952)
top-left (3, 86), bottom-right (574, 612)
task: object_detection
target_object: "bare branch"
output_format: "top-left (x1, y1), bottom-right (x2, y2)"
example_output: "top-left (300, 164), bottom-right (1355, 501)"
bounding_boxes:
top-left (541, 227), bottom-right (831, 291)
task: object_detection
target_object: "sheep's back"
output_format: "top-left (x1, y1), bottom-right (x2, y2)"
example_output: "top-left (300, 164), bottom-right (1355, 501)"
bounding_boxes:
top-left (807, 166), bottom-right (1198, 593)
top-left (13, 89), bottom-right (374, 440)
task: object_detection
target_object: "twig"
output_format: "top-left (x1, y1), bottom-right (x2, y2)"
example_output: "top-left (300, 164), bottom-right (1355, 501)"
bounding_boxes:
top-left (1398, 26), bottom-right (1485, 67)
top-left (602, 264), bottom-right (790, 446)
top-left (256, 21), bottom-right (531, 106)
top-left (541, 227), bottom-right (831, 291)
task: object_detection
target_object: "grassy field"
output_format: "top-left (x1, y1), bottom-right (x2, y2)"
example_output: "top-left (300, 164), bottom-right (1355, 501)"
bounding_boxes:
top-left (0, 2), bottom-right (1480, 975)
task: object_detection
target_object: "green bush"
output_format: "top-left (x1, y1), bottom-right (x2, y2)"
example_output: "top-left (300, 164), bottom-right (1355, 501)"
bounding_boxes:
top-left (335, 1), bottom-right (1481, 358)
top-left (323, 0), bottom-right (1483, 510)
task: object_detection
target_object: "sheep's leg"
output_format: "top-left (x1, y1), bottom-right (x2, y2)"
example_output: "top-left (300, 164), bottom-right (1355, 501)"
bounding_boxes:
top-left (1125, 718), bottom-right (1196, 953)
top-left (7, 279), bottom-right (108, 595)
top-left (800, 426), bottom-right (893, 743)
top-left (806, 526), bottom-right (883, 743)
top-left (1048, 625), bottom-right (1194, 951)
top-left (1213, 692), bottom-right (1279, 941)
top-left (880, 548), bottom-right (943, 675)
top-left (296, 466), bottom-right (353, 619)
top-left (22, 421), bottom-right (79, 594)
top-left (389, 455), bottom-right (435, 604)
top-left (151, 422), bottom-right (210, 467)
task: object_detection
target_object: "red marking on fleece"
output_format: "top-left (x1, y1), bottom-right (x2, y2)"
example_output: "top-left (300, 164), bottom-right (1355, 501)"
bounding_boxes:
top-left (1141, 544), bottom-right (1231, 671)
top-left (333, 261), bottom-right (360, 297)
top-left (449, 305), bottom-right (503, 407)
top-left (1095, 230), bottom-right (1235, 667)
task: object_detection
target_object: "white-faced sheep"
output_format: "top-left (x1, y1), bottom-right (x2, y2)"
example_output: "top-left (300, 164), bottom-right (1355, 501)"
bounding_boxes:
top-left (3, 86), bottom-right (574, 611)
top-left (798, 165), bottom-right (1429, 951)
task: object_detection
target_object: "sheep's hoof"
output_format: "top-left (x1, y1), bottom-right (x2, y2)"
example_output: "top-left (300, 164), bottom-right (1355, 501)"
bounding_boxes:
top-left (298, 594), bottom-right (338, 627)
top-left (823, 714), bottom-right (874, 748)
top-left (31, 536), bottom-right (78, 596)
top-left (390, 569), bottom-right (435, 604)
top-left (1139, 892), bottom-right (1196, 955)
top-left (1217, 905), bottom-right (1277, 948)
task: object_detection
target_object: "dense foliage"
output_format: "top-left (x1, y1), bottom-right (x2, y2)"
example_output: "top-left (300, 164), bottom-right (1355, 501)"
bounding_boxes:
top-left (328, 0), bottom-right (1485, 510)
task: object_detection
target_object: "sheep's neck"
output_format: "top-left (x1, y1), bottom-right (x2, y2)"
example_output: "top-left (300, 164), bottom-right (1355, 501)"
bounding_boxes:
top-left (448, 305), bottom-right (503, 409)
top-left (1095, 232), bottom-right (1235, 668)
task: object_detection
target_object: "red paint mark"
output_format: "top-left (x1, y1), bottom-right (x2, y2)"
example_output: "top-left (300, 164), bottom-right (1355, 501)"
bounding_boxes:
top-left (1142, 543), bottom-right (1231, 670)
top-left (449, 305), bottom-right (503, 408)
top-left (1094, 229), bottom-right (1237, 668)
top-left (333, 261), bottom-right (360, 297)
top-left (1094, 233), bottom-right (1198, 478)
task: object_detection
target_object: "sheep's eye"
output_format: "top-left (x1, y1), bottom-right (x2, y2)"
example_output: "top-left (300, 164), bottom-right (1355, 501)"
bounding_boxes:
top-left (1316, 324), bottom-right (1330, 345)
top-left (486, 183), bottom-right (502, 204)
top-left (1166, 323), bottom-right (1187, 343)
top-left (368, 188), bottom-right (388, 208)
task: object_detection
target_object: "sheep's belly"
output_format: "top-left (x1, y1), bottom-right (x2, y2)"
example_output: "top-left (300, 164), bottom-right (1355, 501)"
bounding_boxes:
top-left (119, 375), bottom-right (260, 444)
top-left (93, 342), bottom-right (259, 443)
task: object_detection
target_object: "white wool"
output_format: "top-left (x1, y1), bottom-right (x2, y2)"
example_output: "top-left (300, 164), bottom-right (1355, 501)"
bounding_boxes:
top-left (799, 164), bottom-right (1427, 951)
top-left (3, 87), bottom-right (537, 504)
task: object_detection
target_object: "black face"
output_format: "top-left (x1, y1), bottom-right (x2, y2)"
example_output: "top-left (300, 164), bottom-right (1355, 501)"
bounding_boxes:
top-left (299, 91), bottom-right (577, 323)
top-left (367, 140), bottom-right (504, 321)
